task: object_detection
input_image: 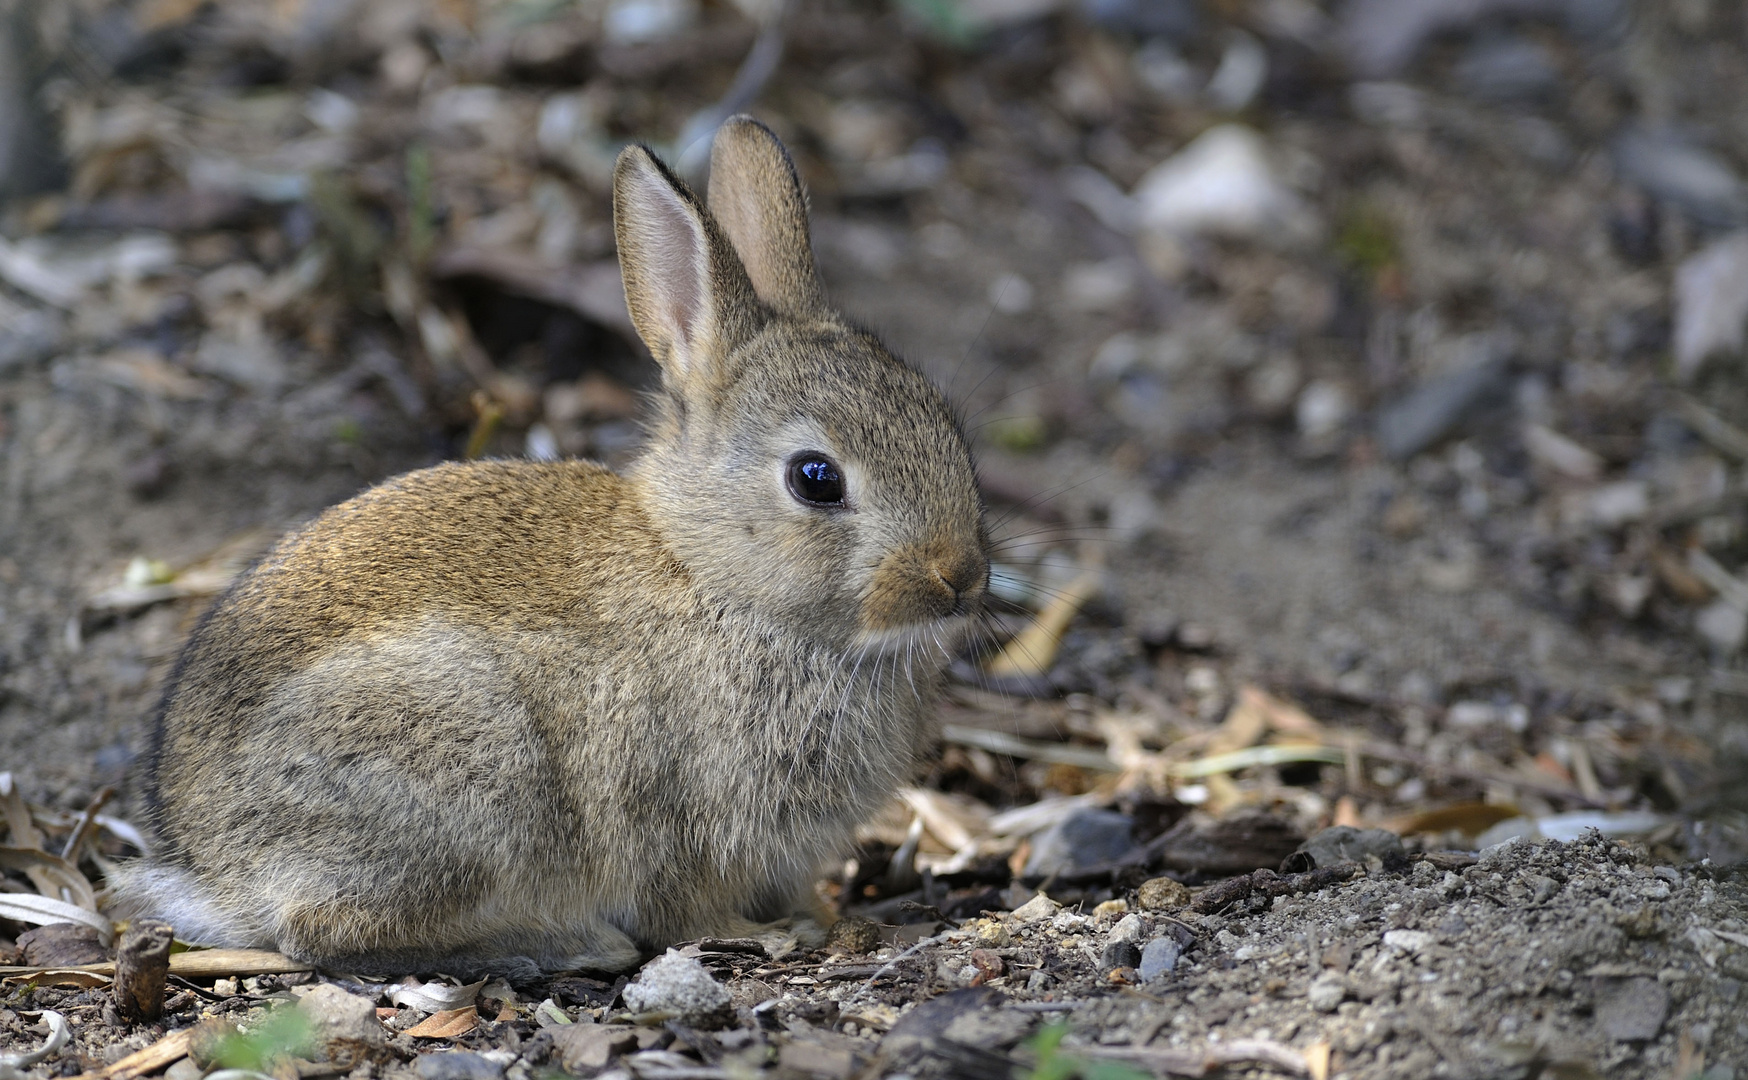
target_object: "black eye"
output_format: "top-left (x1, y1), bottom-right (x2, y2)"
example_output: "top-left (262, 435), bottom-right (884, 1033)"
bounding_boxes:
top-left (786, 454), bottom-right (845, 507)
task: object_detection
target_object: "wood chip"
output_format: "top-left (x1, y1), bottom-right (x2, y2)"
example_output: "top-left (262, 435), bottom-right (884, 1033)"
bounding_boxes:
top-left (405, 1007), bottom-right (478, 1039)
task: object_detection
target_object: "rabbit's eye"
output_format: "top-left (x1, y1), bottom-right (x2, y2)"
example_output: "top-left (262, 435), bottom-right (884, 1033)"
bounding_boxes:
top-left (787, 454), bottom-right (845, 507)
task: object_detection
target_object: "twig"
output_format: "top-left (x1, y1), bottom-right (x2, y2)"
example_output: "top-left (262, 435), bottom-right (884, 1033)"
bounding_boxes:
top-left (1168, 744), bottom-right (1347, 779)
top-left (1686, 549), bottom-right (1748, 610)
top-left (60, 787), bottom-right (114, 864)
top-left (1672, 394), bottom-right (1748, 462)
top-left (846, 934), bottom-right (946, 1000)
top-left (1354, 739), bottom-right (1605, 808)
top-left (0, 946), bottom-right (315, 980)
top-left (940, 725), bottom-right (1117, 771)
top-left (672, 0), bottom-right (789, 176)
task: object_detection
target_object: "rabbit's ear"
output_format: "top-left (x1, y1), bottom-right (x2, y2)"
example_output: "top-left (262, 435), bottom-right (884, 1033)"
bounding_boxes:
top-left (614, 144), bottom-right (760, 381)
top-left (707, 116), bottom-right (825, 318)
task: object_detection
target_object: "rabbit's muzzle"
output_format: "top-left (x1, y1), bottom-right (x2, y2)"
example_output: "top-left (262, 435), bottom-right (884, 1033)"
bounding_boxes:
top-left (861, 540), bottom-right (989, 631)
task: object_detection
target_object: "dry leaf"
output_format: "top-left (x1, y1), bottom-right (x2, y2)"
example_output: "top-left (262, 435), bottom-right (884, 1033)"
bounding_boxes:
top-left (0, 893), bottom-right (113, 942)
top-left (93, 348), bottom-right (217, 401)
top-left (984, 571), bottom-right (1102, 678)
top-left (1, 969), bottom-right (111, 988)
top-left (0, 1010), bottom-right (68, 1067)
top-left (1331, 796), bottom-right (1361, 828)
top-left (1213, 686), bottom-right (1324, 756)
top-left (390, 978), bottom-right (485, 1013)
top-left (0, 773), bottom-right (45, 849)
top-left (898, 788), bottom-right (992, 852)
top-left (1169, 744), bottom-right (1345, 779)
top-left (0, 847), bottom-right (99, 911)
top-left (405, 1007), bottom-right (478, 1039)
top-left (1390, 802), bottom-right (1523, 837)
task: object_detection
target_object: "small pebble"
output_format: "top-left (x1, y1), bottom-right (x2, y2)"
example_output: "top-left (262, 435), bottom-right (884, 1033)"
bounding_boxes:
top-left (1100, 939), bottom-right (1143, 971)
top-left (1138, 936), bottom-right (1181, 981)
top-left (1024, 809), bottom-right (1137, 877)
top-left (1382, 929), bottom-right (1434, 956)
top-left (414, 1053), bottom-right (504, 1080)
top-left (1107, 913), bottom-right (1145, 944)
top-left (826, 915), bottom-right (881, 954)
top-left (1294, 825), bottom-right (1405, 869)
top-left (1009, 893), bottom-right (1061, 922)
top-left (1307, 970), bottom-right (1346, 1012)
top-left (621, 950), bottom-right (733, 1027)
top-left (1594, 977), bottom-right (1671, 1042)
top-left (1136, 877), bottom-right (1191, 910)
top-left (1093, 898), bottom-right (1129, 920)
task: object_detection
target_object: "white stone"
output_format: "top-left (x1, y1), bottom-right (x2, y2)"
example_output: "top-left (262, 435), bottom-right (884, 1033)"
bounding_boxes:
top-left (1382, 929), bottom-right (1435, 955)
top-left (1010, 893), bottom-right (1061, 922)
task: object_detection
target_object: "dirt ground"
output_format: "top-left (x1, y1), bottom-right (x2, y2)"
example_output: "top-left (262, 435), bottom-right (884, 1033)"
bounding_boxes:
top-left (4, 0), bottom-right (1748, 1077)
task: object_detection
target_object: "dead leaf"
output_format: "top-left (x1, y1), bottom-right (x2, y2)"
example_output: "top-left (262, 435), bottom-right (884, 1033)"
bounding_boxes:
top-left (1169, 744), bottom-right (1346, 779)
top-left (405, 1007), bottom-right (478, 1039)
top-left (1207, 689), bottom-right (1269, 756)
top-left (0, 847), bottom-right (99, 911)
top-left (0, 773), bottom-right (45, 849)
top-left (1, 969), bottom-right (111, 988)
top-left (1390, 802), bottom-right (1523, 837)
top-left (1, 1010), bottom-right (69, 1066)
top-left (389, 978), bottom-right (485, 1013)
top-left (0, 892), bottom-right (114, 942)
top-left (1212, 686), bottom-right (1324, 756)
top-left (898, 788), bottom-right (991, 853)
top-left (1651, 546), bottom-right (1713, 603)
top-left (984, 571), bottom-right (1102, 678)
top-left (1331, 796), bottom-right (1361, 828)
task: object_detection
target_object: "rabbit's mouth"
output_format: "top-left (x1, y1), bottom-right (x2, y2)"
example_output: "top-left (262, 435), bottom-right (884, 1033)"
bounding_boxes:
top-left (851, 613), bottom-right (981, 660)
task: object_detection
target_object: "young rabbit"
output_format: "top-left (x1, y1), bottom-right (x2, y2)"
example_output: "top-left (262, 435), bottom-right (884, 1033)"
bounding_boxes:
top-left (110, 117), bottom-right (989, 978)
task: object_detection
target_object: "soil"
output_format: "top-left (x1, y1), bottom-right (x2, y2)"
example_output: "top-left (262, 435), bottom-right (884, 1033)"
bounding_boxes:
top-left (3, 0), bottom-right (1748, 1077)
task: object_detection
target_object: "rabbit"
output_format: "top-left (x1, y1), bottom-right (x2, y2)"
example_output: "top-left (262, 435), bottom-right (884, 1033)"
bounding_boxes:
top-left (108, 116), bottom-right (990, 980)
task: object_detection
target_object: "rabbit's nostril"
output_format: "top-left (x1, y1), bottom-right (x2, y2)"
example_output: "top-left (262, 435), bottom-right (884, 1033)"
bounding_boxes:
top-left (931, 554), bottom-right (987, 601)
top-left (930, 568), bottom-right (959, 606)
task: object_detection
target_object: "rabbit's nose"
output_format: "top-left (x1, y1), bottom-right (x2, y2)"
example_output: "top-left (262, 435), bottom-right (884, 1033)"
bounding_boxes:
top-left (930, 551), bottom-right (989, 607)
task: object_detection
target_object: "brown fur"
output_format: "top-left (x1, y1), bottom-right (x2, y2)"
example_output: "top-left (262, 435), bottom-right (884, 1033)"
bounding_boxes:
top-left (111, 117), bottom-right (989, 979)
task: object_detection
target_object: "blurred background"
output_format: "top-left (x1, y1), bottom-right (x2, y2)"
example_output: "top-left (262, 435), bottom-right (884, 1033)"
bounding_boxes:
top-left (1, 0), bottom-right (1747, 865)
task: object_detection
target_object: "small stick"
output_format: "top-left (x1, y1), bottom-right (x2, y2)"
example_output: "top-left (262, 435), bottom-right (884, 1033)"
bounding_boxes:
top-left (61, 786), bottom-right (115, 864)
top-left (113, 920), bottom-right (174, 1023)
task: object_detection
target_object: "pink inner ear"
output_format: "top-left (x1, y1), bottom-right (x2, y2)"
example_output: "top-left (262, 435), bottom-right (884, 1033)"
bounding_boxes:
top-left (646, 184), bottom-right (706, 353)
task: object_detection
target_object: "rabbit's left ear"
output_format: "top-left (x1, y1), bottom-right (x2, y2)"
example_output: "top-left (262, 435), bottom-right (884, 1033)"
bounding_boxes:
top-left (614, 144), bottom-right (761, 384)
top-left (707, 116), bottom-right (826, 318)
